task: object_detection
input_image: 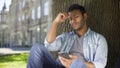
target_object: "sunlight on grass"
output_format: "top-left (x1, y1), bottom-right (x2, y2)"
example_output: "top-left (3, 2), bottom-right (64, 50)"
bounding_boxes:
top-left (0, 53), bottom-right (29, 68)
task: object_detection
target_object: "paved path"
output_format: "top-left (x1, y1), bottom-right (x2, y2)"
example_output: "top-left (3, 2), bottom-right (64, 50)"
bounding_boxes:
top-left (0, 47), bottom-right (30, 56)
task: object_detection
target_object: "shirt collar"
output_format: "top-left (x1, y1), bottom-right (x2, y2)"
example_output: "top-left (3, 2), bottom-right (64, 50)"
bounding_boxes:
top-left (71, 28), bottom-right (91, 37)
top-left (84, 28), bottom-right (91, 37)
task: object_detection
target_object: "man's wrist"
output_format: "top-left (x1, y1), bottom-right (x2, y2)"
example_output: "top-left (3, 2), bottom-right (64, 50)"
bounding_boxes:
top-left (84, 61), bottom-right (95, 68)
top-left (53, 21), bottom-right (60, 25)
top-left (70, 59), bottom-right (87, 68)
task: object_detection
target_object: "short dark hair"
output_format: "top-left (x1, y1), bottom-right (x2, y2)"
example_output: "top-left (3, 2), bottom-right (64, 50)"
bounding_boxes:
top-left (67, 4), bottom-right (86, 14)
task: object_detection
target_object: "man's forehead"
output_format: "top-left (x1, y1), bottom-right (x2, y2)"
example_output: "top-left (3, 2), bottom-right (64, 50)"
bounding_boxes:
top-left (68, 10), bottom-right (82, 16)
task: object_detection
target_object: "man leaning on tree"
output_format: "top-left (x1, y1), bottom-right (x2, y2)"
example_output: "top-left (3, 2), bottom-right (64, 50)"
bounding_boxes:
top-left (27, 4), bottom-right (108, 68)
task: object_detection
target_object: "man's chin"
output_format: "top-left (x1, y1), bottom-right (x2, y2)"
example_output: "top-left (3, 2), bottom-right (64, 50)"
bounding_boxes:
top-left (73, 27), bottom-right (82, 31)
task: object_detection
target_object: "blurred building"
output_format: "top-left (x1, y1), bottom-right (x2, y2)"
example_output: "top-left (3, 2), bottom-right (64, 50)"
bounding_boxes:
top-left (8, 0), bottom-right (51, 46)
top-left (0, 3), bottom-right (10, 47)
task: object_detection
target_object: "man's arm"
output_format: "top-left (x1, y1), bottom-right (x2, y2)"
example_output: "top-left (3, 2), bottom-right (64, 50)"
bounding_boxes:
top-left (46, 13), bottom-right (68, 43)
top-left (86, 35), bottom-right (107, 68)
top-left (46, 21), bottom-right (58, 43)
top-left (84, 35), bottom-right (108, 68)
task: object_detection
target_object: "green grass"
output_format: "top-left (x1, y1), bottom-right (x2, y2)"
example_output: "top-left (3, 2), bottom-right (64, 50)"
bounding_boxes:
top-left (0, 53), bottom-right (29, 68)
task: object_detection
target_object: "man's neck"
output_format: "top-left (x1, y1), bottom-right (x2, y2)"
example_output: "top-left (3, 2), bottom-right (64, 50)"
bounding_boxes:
top-left (75, 25), bottom-right (88, 37)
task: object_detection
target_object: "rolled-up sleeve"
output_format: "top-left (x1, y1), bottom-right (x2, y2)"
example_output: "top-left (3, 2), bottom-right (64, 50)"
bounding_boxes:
top-left (92, 35), bottom-right (108, 68)
top-left (44, 33), bottom-right (65, 51)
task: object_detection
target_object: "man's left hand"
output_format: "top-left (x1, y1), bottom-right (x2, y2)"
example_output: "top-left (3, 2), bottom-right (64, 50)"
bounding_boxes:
top-left (59, 55), bottom-right (78, 68)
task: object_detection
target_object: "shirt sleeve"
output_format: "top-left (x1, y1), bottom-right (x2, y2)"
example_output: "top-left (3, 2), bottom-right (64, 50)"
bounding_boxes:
top-left (92, 35), bottom-right (108, 68)
top-left (44, 33), bottom-right (65, 51)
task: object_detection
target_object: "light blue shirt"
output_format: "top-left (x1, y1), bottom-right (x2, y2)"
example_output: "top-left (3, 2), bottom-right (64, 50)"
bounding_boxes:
top-left (44, 28), bottom-right (108, 68)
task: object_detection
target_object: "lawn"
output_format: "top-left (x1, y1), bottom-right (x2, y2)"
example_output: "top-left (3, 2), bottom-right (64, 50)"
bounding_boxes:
top-left (0, 53), bottom-right (29, 68)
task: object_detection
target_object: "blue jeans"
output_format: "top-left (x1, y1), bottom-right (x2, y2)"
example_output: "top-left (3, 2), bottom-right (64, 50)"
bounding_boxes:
top-left (27, 43), bottom-right (86, 68)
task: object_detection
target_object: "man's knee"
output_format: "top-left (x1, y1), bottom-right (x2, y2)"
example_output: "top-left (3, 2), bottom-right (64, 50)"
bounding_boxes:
top-left (31, 43), bottom-right (45, 51)
top-left (29, 43), bottom-right (46, 57)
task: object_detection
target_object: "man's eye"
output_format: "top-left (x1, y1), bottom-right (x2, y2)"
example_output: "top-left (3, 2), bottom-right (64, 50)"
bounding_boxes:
top-left (74, 16), bottom-right (79, 18)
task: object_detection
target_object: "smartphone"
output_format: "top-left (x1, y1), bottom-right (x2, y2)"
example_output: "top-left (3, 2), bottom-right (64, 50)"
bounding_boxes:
top-left (58, 52), bottom-right (71, 59)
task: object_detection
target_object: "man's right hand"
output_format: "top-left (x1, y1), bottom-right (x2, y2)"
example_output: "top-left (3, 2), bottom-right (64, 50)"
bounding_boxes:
top-left (53, 12), bottom-right (68, 24)
top-left (46, 12), bottom-right (68, 43)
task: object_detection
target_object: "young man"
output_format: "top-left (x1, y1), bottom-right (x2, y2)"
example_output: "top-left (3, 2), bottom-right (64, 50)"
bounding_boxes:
top-left (27, 4), bottom-right (108, 68)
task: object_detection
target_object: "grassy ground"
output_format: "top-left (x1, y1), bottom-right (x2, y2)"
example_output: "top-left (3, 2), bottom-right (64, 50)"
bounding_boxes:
top-left (0, 53), bottom-right (29, 68)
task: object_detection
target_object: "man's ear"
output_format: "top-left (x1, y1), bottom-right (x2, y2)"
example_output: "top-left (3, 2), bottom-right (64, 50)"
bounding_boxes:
top-left (83, 13), bottom-right (88, 20)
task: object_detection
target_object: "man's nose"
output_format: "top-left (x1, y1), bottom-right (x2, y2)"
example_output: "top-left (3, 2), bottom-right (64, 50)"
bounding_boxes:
top-left (70, 18), bottom-right (76, 23)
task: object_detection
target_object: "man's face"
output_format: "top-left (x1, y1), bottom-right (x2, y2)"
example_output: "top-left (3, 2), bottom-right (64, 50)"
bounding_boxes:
top-left (68, 10), bottom-right (87, 31)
